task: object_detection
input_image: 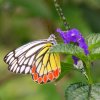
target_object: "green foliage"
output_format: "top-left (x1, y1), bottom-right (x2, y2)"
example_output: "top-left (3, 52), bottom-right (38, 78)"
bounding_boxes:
top-left (50, 44), bottom-right (86, 60)
top-left (5, 0), bottom-right (51, 17)
top-left (56, 62), bottom-right (74, 81)
top-left (85, 34), bottom-right (100, 60)
top-left (51, 43), bottom-right (90, 64)
top-left (51, 34), bottom-right (100, 61)
top-left (65, 83), bottom-right (100, 100)
top-left (51, 33), bottom-right (100, 100)
top-left (0, 0), bottom-right (100, 100)
top-left (90, 47), bottom-right (100, 60)
top-left (86, 34), bottom-right (100, 50)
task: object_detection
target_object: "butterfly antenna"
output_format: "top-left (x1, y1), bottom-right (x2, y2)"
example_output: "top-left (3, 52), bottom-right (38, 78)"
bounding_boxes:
top-left (54, 0), bottom-right (70, 30)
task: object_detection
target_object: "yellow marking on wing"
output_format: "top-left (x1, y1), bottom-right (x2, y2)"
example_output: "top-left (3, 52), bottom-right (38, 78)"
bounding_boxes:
top-left (44, 68), bottom-right (47, 74)
top-left (50, 54), bottom-right (57, 70)
top-left (36, 43), bottom-right (52, 59)
top-left (43, 53), bottom-right (49, 66)
top-left (36, 43), bottom-right (53, 76)
top-left (39, 64), bottom-right (45, 76)
top-left (35, 56), bottom-right (42, 66)
top-left (39, 53), bottom-right (61, 76)
top-left (47, 62), bottom-right (52, 72)
top-left (54, 53), bottom-right (61, 69)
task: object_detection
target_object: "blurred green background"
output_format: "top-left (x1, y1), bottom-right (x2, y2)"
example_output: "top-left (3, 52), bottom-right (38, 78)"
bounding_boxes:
top-left (0, 0), bottom-right (100, 100)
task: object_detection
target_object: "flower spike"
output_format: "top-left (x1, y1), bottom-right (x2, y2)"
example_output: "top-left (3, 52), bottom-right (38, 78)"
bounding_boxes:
top-left (54, 0), bottom-right (70, 30)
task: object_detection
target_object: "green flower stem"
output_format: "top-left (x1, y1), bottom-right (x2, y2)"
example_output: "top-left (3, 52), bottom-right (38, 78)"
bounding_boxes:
top-left (54, 0), bottom-right (70, 30)
top-left (85, 61), bottom-right (93, 85)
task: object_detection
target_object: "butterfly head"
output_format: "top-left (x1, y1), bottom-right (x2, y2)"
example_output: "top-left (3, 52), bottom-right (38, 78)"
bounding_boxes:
top-left (48, 34), bottom-right (57, 45)
top-left (48, 34), bottom-right (56, 40)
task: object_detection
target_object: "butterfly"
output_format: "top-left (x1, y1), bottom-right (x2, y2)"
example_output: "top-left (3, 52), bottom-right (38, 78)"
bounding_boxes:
top-left (4, 34), bottom-right (61, 84)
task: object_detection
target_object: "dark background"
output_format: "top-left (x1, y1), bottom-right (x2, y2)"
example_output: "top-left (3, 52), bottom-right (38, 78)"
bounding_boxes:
top-left (0, 0), bottom-right (100, 100)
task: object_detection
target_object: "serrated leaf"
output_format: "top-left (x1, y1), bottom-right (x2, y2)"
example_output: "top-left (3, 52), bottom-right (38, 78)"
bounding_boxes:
top-left (91, 47), bottom-right (100, 54)
top-left (65, 82), bottom-right (100, 100)
top-left (56, 62), bottom-right (74, 81)
top-left (90, 47), bottom-right (100, 60)
top-left (50, 44), bottom-right (87, 61)
top-left (51, 44), bottom-right (84, 55)
top-left (85, 34), bottom-right (100, 50)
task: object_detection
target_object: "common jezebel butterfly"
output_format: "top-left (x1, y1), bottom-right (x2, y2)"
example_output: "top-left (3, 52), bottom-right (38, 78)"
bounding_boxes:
top-left (4, 34), bottom-right (61, 84)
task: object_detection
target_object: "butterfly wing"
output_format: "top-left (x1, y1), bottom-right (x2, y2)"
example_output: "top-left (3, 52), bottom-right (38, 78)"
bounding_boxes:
top-left (31, 43), bottom-right (61, 84)
top-left (4, 35), bottom-right (61, 84)
top-left (4, 40), bottom-right (51, 74)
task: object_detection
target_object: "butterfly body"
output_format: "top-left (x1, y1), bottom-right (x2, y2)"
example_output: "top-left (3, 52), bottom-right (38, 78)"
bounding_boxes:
top-left (4, 34), bottom-right (61, 84)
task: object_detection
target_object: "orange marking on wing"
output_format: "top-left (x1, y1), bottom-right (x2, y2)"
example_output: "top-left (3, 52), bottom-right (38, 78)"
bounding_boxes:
top-left (48, 72), bottom-right (54, 81)
top-left (53, 69), bottom-right (59, 78)
top-left (38, 77), bottom-right (43, 84)
top-left (32, 65), bottom-right (36, 74)
top-left (34, 73), bottom-right (38, 81)
top-left (43, 75), bottom-right (48, 83)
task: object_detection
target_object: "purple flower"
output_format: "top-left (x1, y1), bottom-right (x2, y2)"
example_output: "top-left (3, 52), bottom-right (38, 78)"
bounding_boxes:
top-left (72, 56), bottom-right (79, 65)
top-left (57, 28), bottom-right (89, 64)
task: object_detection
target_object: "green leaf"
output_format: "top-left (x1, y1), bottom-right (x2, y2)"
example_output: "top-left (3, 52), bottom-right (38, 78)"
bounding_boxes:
top-left (51, 44), bottom-right (83, 54)
top-left (65, 82), bottom-right (100, 100)
top-left (56, 62), bottom-right (74, 81)
top-left (85, 34), bottom-right (100, 50)
top-left (90, 47), bottom-right (100, 60)
top-left (50, 44), bottom-right (86, 61)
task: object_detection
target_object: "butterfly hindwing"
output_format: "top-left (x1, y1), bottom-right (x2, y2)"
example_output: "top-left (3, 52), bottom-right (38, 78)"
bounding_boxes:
top-left (31, 43), bottom-right (61, 84)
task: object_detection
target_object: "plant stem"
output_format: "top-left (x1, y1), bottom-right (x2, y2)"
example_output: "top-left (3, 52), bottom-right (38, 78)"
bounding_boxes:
top-left (53, 0), bottom-right (70, 30)
top-left (85, 61), bottom-right (93, 85)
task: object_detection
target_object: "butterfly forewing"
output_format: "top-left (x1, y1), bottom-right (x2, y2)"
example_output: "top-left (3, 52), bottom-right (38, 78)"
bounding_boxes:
top-left (4, 40), bottom-right (49, 73)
